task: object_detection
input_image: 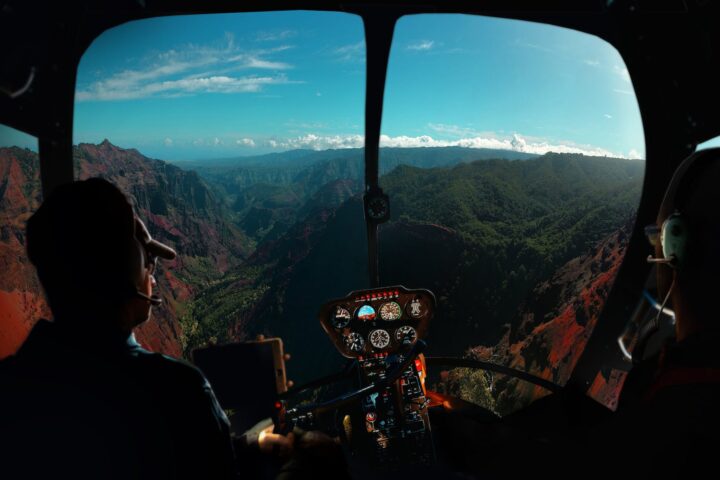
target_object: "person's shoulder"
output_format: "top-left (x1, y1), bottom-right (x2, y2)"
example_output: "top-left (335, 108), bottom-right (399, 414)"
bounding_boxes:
top-left (131, 349), bottom-right (211, 392)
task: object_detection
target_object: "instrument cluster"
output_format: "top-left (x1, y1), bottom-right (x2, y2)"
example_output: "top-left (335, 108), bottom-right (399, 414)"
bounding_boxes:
top-left (318, 286), bottom-right (435, 358)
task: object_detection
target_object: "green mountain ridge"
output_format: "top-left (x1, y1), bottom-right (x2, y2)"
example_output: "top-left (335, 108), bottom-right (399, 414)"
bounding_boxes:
top-left (183, 152), bottom-right (643, 384)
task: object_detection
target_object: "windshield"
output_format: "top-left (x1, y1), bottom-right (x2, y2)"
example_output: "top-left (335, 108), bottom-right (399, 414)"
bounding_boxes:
top-left (71, 11), bottom-right (368, 381)
top-left (379, 14), bottom-right (645, 414)
top-left (0, 10), bottom-right (645, 416)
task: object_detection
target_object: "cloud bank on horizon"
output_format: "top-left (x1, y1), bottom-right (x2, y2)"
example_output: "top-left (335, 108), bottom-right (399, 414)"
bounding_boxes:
top-left (159, 131), bottom-right (641, 159)
top-left (66, 11), bottom-right (646, 161)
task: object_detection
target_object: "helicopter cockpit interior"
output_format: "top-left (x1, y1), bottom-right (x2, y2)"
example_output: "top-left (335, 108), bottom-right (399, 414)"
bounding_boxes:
top-left (2, 1), bottom-right (720, 479)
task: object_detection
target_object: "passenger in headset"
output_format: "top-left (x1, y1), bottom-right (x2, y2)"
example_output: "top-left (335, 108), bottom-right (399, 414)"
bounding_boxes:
top-left (585, 150), bottom-right (720, 479)
top-left (0, 178), bottom-right (237, 479)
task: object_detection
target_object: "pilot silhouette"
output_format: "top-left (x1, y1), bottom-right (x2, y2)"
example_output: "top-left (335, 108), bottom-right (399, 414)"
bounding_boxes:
top-left (0, 178), bottom-right (235, 479)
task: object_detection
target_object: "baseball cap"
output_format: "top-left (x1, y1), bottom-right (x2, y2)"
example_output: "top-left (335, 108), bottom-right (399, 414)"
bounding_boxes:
top-left (135, 216), bottom-right (176, 261)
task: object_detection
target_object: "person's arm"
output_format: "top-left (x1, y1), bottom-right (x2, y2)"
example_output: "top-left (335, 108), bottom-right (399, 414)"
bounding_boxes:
top-left (179, 374), bottom-right (237, 479)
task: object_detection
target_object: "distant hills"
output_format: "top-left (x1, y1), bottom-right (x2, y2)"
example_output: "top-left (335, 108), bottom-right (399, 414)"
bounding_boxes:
top-left (179, 148), bottom-right (643, 387)
top-left (0, 142), bottom-right (642, 412)
top-left (185, 147), bottom-right (539, 244)
top-left (176, 146), bottom-right (537, 171)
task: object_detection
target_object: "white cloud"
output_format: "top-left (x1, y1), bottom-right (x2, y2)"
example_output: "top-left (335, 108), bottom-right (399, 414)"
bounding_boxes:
top-left (612, 88), bottom-right (634, 96)
top-left (76, 36), bottom-right (298, 101)
top-left (212, 137), bottom-right (222, 146)
top-left (229, 56), bottom-right (292, 70)
top-left (584, 59), bottom-right (600, 67)
top-left (77, 74), bottom-right (297, 101)
top-left (613, 65), bottom-right (631, 83)
top-left (316, 91), bottom-right (322, 97)
top-left (332, 42), bottom-right (365, 62)
top-left (407, 40), bottom-right (434, 51)
top-left (513, 39), bottom-right (557, 54)
top-left (255, 132), bottom-right (630, 158)
top-left (255, 30), bottom-right (296, 42)
top-left (267, 134), bottom-right (364, 150)
top-left (237, 138), bottom-right (256, 147)
top-left (604, 114), bottom-right (613, 119)
top-left (628, 148), bottom-right (644, 159)
top-left (163, 137), bottom-right (173, 147)
top-left (252, 58), bottom-right (291, 70)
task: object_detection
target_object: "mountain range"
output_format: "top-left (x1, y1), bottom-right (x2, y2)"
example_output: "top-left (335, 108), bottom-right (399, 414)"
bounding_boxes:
top-left (0, 142), bottom-right (643, 412)
top-left (0, 141), bottom-right (247, 357)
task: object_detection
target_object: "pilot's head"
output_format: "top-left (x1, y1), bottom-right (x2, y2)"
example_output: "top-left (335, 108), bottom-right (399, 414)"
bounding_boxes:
top-left (652, 149), bottom-right (720, 340)
top-left (26, 178), bottom-right (176, 333)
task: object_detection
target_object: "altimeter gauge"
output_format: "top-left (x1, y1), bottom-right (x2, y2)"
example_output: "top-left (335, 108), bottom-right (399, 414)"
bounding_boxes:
top-left (369, 329), bottom-right (391, 349)
top-left (379, 302), bottom-right (402, 321)
top-left (395, 325), bottom-right (417, 345)
top-left (344, 332), bottom-right (365, 353)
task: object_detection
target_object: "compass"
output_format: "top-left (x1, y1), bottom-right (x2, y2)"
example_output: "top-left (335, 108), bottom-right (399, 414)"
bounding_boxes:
top-left (364, 190), bottom-right (390, 223)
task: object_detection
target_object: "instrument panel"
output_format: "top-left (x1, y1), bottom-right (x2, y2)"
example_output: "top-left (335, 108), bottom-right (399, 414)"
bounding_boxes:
top-left (318, 286), bottom-right (435, 358)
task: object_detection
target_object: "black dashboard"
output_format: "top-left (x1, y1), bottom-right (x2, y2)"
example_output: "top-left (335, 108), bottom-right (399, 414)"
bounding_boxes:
top-left (318, 286), bottom-right (435, 358)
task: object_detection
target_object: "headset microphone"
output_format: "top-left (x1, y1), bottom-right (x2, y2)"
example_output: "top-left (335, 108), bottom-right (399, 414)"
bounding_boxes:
top-left (646, 255), bottom-right (674, 265)
top-left (136, 291), bottom-right (163, 305)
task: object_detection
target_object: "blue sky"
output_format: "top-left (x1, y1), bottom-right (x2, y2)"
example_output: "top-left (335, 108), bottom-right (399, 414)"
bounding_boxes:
top-left (2, 11), bottom-right (653, 160)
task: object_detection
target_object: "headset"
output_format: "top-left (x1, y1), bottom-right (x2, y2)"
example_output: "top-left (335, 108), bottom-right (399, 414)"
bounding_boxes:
top-left (620, 148), bottom-right (720, 363)
top-left (647, 213), bottom-right (689, 270)
top-left (132, 237), bottom-right (163, 306)
top-left (646, 147), bottom-right (720, 270)
top-left (130, 215), bottom-right (173, 306)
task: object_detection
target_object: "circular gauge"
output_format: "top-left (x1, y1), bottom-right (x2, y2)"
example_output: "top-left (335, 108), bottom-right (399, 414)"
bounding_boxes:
top-left (379, 302), bottom-right (402, 321)
top-left (406, 296), bottom-right (426, 319)
top-left (367, 196), bottom-right (389, 221)
top-left (369, 329), bottom-right (391, 349)
top-left (343, 332), bottom-right (365, 353)
top-left (331, 305), bottom-right (352, 329)
top-left (357, 304), bottom-right (376, 322)
top-left (395, 326), bottom-right (417, 345)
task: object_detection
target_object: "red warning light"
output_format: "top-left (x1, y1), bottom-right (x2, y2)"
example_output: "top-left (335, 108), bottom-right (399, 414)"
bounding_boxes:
top-left (275, 401), bottom-right (282, 409)
top-left (414, 359), bottom-right (423, 372)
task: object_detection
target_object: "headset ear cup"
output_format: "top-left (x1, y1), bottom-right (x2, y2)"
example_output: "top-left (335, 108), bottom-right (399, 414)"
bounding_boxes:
top-left (661, 213), bottom-right (688, 269)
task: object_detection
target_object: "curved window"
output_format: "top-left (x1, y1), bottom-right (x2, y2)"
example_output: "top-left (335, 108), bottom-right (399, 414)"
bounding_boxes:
top-left (0, 124), bottom-right (47, 358)
top-left (379, 14), bottom-right (645, 414)
top-left (696, 135), bottom-right (720, 152)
